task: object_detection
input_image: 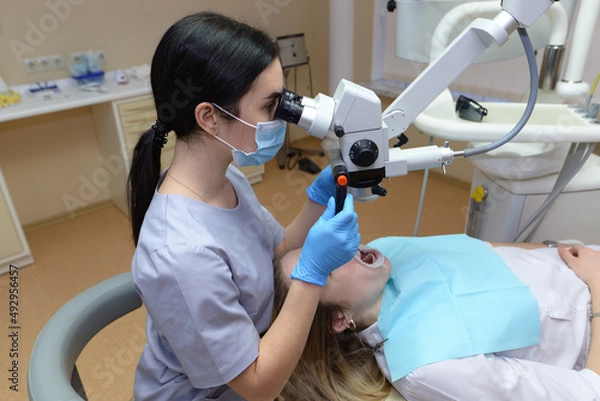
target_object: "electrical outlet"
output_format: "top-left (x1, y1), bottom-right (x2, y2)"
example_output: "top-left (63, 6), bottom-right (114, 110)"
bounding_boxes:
top-left (50, 55), bottom-right (65, 70)
top-left (24, 58), bottom-right (40, 74)
top-left (37, 57), bottom-right (51, 71)
top-left (24, 55), bottom-right (66, 73)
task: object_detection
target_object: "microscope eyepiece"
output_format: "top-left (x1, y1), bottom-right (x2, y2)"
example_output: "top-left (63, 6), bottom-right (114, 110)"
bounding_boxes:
top-left (274, 88), bottom-right (334, 139)
top-left (274, 88), bottom-right (304, 124)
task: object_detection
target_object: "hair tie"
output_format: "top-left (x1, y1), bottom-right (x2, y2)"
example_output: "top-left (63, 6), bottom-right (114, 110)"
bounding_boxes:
top-left (152, 119), bottom-right (169, 148)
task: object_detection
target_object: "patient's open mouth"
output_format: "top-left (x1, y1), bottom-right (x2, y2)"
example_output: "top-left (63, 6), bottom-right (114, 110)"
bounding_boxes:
top-left (354, 245), bottom-right (384, 268)
top-left (359, 249), bottom-right (376, 264)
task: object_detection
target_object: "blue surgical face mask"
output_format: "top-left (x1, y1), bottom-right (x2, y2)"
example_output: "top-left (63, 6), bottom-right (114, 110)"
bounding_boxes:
top-left (212, 103), bottom-right (287, 167)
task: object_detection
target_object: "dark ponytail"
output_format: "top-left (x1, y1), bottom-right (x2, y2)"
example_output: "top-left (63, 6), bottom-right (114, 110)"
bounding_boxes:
top-left (127, 11), bottom-right (279, 245)
top-left (127, 121), bottom-right (168, 244)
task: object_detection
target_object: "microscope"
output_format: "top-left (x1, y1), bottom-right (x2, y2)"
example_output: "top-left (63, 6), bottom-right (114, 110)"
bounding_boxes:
top-left (274, 0), bottom-right (559, 211)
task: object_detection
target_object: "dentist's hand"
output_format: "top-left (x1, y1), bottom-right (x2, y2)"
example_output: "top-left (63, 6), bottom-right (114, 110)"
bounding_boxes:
top-left (291, 194), bottom-right (360, 286)
top-left (306, 165), bottom-right (336, 206)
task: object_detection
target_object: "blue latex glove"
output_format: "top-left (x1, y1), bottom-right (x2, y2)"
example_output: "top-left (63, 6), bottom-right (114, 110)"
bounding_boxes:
top-left (291, 194), bottom-right (360, 286)
top-left (306, 165), bottom-right (336, 206)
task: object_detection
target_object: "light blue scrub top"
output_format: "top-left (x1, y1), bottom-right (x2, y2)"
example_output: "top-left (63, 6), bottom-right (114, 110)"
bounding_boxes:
top-left (132, 166), bottom-right (284, 401)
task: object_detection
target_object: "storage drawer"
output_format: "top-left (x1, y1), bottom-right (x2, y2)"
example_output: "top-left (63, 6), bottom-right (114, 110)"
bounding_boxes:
top-left (117, 96), bottom-right (175, 168)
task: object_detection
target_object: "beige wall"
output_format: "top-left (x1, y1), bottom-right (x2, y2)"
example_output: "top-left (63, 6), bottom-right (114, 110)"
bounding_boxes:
top-left (0, 0), bottom-right (329, 227)
top-left (7, 1), bottom-right (586, 226)
top-left (354, 0), bottom-right (375, 84)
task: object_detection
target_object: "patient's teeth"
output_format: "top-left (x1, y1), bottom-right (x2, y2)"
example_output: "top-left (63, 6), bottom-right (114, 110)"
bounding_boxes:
top-left (354, 246), bottom-right (384, 268)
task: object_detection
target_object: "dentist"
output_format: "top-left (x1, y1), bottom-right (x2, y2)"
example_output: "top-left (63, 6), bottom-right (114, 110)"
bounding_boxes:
top-left (127, 11), bottom-right (360, 401)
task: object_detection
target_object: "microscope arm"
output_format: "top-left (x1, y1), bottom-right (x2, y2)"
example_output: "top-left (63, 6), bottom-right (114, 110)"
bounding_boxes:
top-left (382, 1), bottom-right (555, 139)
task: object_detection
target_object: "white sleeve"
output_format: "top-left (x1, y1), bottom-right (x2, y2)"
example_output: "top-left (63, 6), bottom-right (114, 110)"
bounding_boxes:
top-left (395, 354), bottom-right (600, 401)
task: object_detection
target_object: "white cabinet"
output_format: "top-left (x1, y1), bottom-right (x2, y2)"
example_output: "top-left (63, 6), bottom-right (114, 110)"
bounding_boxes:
top-left (92, 95), bottom-right (264, 214)
top-left (0, 169), bottom-right (33, 273)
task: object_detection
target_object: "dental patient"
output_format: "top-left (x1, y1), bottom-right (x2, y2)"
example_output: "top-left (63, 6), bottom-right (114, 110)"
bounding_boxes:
top-left (274, 234), bottom-right (600, 401)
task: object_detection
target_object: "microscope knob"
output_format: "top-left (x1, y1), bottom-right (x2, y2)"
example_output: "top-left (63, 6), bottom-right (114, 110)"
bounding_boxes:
top-left (372, 185), bottom-right (387, 197)
top-left (349, 140), bottom-right (379, 167)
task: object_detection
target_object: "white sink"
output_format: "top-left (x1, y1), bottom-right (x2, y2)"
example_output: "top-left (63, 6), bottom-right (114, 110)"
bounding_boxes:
top-left (412, 90), bottom-right (600, 143)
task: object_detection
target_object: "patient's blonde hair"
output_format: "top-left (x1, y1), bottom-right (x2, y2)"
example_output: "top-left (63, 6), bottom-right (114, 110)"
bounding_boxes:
top-left (273, 259), bottom-right (391, 401)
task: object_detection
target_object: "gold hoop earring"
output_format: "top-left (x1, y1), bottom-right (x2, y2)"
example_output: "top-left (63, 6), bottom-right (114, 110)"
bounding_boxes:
top-left (346, 318), bottom-right (357, 332)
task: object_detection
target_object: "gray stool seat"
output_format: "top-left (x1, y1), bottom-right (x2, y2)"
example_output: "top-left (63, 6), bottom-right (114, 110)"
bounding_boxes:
top-left (28, 272), bottom-right (142, 401)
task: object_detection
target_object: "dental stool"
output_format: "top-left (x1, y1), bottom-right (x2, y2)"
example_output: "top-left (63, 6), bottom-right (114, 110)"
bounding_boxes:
top-left (28, 272), bottom-right (142, 401)
top-left (27, 271), bottom-right (407, 401)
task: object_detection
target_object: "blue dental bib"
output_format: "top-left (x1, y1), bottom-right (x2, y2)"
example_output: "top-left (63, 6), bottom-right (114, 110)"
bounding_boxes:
top-left (369, 234), bottom-right (540, 381)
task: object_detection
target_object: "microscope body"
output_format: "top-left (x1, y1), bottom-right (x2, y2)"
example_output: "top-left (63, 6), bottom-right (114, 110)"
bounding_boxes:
top-left (332, 80), bottom-right (390, 201)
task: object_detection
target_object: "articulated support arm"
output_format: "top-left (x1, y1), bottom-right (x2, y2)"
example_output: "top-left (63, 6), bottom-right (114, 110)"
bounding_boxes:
top-left (275, 1), bottom-right (557, 202)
